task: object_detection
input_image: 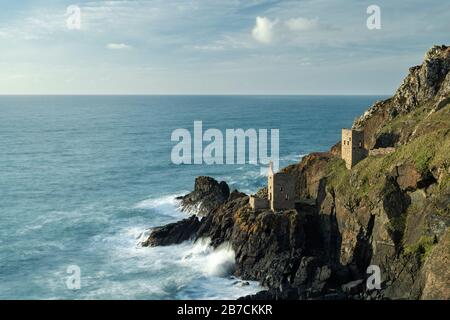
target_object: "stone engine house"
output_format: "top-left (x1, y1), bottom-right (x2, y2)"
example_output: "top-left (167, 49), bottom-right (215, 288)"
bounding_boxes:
top-left (341, 128), bottom-right (367, 169)
top-left (249, 162), bottom-right (295, 212)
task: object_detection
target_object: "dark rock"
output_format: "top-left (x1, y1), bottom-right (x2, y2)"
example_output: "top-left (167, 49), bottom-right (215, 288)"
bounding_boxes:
top-left (292, 256), bottom-right (322, 286)
top-left (196, 192), bottom-right (306, 290)
top-left (283, 152), bottom-right (335, 200)
top-left (392, 163), bottom-right (436, 191)
top-left (374, 132), bottom-right (399, 148)
top-left (229, 189), bottom-right (247, 201)
top-left (179, 176), bottom-right (230, 216)
top-left (141, 215), bottom-right (201, 247)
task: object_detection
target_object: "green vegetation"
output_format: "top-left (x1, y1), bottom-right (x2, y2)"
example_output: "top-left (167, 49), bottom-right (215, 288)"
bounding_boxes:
top-left (325, 103), bottom-right (449, 249)
top-left (388, 215), bottom-right (407, 236)
top-left (379, 103), bottom-right (431, 135)
top-left (382, 128), bottom-right (446, 174)
top-left (404, 235), bottom-right (437, 264)
top-left (382, 103), bottom-right (450, 173)
top-left (325, 158), bottom-right (349, 192)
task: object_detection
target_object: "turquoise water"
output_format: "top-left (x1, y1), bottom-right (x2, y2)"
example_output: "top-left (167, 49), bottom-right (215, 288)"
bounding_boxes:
top-left (0, 95), bottom-right (385, 299)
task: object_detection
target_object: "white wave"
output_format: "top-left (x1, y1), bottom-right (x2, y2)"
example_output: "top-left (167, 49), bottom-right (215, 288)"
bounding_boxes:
top-left (181, 201), bottom-right (203, 216)
top-left (132, 193), bottom-right (193, 222)
top-left (181, 238), bottom-right (236, 277)
top-left (123, 226), bottom-right (152, 245)
top-left (82, 225), bottom-right (262, 299)
top-left (133, 194), bottom-right (182, 210)
top-left (204, 244), bottom-right (236, 277)
top-left (280, 153), bottom-right (307, 162)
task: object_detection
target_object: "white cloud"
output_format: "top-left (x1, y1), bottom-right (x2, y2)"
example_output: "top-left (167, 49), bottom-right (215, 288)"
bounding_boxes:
top-left (285, 17), bottom-right (319, 31)
top-left (252, 16), bottom-right (277, 44)
top-left (106, 43), bottom-right (132, 50)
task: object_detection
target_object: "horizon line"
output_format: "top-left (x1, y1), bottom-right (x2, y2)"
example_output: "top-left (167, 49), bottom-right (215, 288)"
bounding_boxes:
top-left (0, 93), bottom-right (392, 97)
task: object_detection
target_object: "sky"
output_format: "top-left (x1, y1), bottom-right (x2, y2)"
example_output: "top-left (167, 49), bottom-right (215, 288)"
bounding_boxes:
top-left (0, 0), bottom-right (448, 95)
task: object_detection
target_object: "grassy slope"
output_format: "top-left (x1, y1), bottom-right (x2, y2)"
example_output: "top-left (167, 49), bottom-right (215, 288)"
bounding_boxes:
top-left (325, 102), bottom-right (449, 258)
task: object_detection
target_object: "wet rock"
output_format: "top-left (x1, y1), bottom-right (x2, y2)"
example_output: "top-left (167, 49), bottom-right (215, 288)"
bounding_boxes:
top-left (141, 215), bottom-right (201, 247)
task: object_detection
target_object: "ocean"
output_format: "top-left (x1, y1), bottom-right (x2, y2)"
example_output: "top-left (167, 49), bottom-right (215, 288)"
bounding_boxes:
top-left (0, 95), bottom-right (385, 299)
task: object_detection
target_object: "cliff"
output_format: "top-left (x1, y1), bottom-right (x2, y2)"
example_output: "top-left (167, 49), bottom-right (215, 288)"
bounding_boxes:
top-left (144, 45), bottom-right (450, 300)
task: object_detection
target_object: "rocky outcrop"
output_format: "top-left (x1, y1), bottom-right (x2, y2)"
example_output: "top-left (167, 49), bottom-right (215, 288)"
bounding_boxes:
top-left (282, 152), bottom-right (333, 201)
top-left (142, 215), bottom-right (201, 247)
top-left (391, 163), bottom-right (436, 191)
top-left (391, 45), bottom-right (450, 114)
top-left (353, 45), bottom-right (450, 149)
top-left (178, 176), bottom-right (230, 216)
top-left (144, 177), bottom-right (232, 246)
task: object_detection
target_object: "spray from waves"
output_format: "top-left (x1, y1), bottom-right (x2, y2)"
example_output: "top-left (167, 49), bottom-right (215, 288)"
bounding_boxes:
top-left (132, 192), bottom-right (189, 221)
top-left (179, 201), bottom-right (204, 216)
top-left (181, 238), bottom-right (236, 277)
top-left (127, 226), bottom-right (152, 245)
top-left (96, 222), bottom-right (261, 299)
top-left (133, 193), bottom-right (184, 210)
top-left (133, 192), bottom-right (207, 217)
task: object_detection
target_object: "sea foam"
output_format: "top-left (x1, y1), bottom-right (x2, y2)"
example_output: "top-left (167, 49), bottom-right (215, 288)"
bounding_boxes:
top-left (181, 238), bottom-right (236, 277)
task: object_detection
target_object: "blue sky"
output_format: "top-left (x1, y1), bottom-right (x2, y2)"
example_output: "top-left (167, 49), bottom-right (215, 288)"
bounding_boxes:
top-left (0, 0), bottom-right (448, 94)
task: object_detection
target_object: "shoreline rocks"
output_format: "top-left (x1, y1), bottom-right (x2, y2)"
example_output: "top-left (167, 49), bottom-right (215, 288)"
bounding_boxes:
top-left (179, 176), bottom-right (230, 216)
top-left (142, 215), bottom-right (201, 247)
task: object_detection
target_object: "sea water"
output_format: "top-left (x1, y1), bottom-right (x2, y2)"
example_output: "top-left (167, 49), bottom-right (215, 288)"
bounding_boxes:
top-left (0, 95), bottom-right (385, 299)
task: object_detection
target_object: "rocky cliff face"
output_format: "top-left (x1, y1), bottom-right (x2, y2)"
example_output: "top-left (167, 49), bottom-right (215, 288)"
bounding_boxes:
top-left (144, 45), bottom-right (449, 300)
top-left (353, 45), bottom-right (450, 149)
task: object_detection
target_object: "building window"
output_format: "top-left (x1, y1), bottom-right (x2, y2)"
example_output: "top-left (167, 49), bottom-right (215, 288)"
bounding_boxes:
top-left (359, 141), bottom-right (362, 148)
top-left (285, 194), bottom-right (289, 200)
top-left (280, 187), bottom-right (283, 192)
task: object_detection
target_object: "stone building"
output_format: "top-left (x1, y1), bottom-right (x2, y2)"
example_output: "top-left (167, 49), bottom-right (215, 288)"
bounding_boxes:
top-left (249, 196), bottom-right (269, 210)
top-left (249, 162), bottom-right (296, 212)
top-left (267, 163), bottom-right (295, 211)
top-left (341, 128), bottom-right (367, 169)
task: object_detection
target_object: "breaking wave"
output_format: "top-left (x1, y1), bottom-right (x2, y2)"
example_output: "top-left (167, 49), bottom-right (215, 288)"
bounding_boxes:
top-left (182, 238), bottom-right (236, 277)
